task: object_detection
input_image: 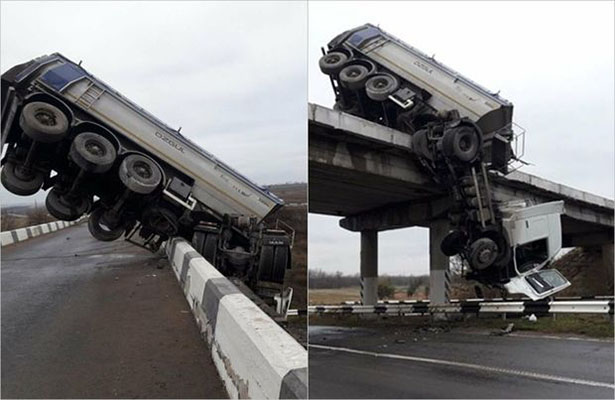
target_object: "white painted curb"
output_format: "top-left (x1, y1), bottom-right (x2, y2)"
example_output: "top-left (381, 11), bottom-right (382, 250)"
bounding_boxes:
top-left (166, 238), bottom-right (307, 399)
top-left (1, 216), bottom-right (86, 247)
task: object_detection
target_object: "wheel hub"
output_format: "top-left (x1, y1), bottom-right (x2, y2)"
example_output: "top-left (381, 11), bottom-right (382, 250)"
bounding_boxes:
top-left (133, 161), bottom-right (152, 178)
top-left (478, 248), bottom-right (493, 263)
top-left (459, 136), bottom-right (470, 151)
top-left (34, 109), bottom-right (56, 126)
top-left (14, 165), bottom-right (34, 180)
top-left (85, 139), bottom-right (106, 156)
top-left (374, 78), bottom-right (387, 89)
top-left (347, 67), bottom-right (361, 77)
top-left (326, 55), bottom-right (340, 64)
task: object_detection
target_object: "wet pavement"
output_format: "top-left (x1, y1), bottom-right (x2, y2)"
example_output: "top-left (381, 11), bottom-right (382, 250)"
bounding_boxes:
top-left (309, 325), bottom-right (614, 399)
top-left (1, 223), bottom-right (227, 399)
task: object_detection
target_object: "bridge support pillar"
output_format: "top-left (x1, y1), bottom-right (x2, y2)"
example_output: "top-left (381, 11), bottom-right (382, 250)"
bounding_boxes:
top-left (603, 243), bottom-right (614, 292)
top-left (360, 230), bottom-right (378, 305)
top-left (429, 219), bottom-right (451, 306)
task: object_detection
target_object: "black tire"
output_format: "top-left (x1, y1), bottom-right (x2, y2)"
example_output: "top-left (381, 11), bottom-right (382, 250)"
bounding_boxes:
top-left (257, 245), bottom-right (275, 282)
top-left (271, 245), bottom-right (289, 284)
top-left (0, 161), bottom-right (44, 196)
top-left (482, 230), bottom-right (511, 267)
top-left (193, 231), bottom-right (218, 264)
top-left (118, 155), bottom-right (162, 194)
top-left (319, 51), bottom-right (348, 75)
top-left (192, 231), bottom-right (205, 253)
top-left (469, 237), bottom-right (499, 270)
top-left (19, 102), bottom-right (69, 143)
top-left (411, 129), bottom-right (433, 160)
top-left (45, 188), bottom-right (90, 221)
top-left (142, 206), bottom-right (178, 237)
top-left (88, 207), bottom-right (125, 241)
top-left (441, 230), bottom-right (467, 256)
top-left (365, 73), bottom-right (399, 101)
top-left (69, 132), bottom-right (117, 173)
top-left (339, 64), bottom-right (369, 90)
top-left (202, 234), bottom-right (217, 264)
top-left (441, 125), bottom-right (482, 163)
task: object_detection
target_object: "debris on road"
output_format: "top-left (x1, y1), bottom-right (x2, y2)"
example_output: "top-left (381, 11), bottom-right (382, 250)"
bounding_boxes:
top-left (490, 323), bottom-right (515, 336)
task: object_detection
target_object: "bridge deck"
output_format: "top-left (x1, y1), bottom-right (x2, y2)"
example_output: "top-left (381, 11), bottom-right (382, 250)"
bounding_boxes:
top-left (308, 103), bottom-right (613, 245)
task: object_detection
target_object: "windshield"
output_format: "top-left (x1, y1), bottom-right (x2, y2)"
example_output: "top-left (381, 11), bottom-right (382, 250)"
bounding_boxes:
top-left (525, 269), bottom-right (569, 295)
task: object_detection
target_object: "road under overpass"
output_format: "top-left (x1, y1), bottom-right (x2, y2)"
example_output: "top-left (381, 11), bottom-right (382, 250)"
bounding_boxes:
top-left (308, 103), bottom-right (614, 304)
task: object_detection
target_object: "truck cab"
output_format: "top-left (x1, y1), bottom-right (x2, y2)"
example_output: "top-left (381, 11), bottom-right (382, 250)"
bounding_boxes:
top-left (501, 201), bottom-right (570, 299)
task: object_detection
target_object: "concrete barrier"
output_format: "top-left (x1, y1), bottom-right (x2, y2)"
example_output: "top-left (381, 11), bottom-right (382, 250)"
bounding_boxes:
top-left (166, 237), bottom-right (307, 399)
top-left (1, 219), bottom-right (82, 247)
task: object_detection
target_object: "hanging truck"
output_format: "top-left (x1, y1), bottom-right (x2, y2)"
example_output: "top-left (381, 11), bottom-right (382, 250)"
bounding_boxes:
top-left (319, 24), bottom-right (571, 300)
top-left (1, 54), bottom-right (293, 312)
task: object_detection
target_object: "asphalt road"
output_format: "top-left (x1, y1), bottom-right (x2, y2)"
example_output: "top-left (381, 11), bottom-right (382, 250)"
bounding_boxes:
top-left (309, 325), bottom-right (614, 399)
top-left (1, 223), bottom-right (227, 399)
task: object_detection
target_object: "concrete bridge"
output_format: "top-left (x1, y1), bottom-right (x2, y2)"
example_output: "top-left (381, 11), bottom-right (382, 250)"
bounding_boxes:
top-left (309, 103), bottom-right (614, 305)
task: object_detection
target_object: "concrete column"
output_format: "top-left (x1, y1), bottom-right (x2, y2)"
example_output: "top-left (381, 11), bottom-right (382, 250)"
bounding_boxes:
top-left (360, 230), bottom-right (378, 305)
top-left (429, 219), bottom-right (451, 305)
top-left (603, 243), bottom-right (614, 292)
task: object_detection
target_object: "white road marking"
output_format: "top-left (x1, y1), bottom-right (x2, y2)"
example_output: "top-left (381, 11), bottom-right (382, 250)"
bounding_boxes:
top-left (309, 344), bottom-right (615, 390)
top-left (460, 330), bottom-right (613, 343)
top-left (507, 332), bottom-right (613, 343)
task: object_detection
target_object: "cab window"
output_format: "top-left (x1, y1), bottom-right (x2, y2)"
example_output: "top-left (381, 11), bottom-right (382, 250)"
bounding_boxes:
top-left (515, 238), bottom-right (548, 273)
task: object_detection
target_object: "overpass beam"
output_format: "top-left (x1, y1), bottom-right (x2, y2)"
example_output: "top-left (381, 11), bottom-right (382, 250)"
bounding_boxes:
top-left (360, 230), bottom-right (378, 305)
top-left (429, 219), bottom-right (451, 305)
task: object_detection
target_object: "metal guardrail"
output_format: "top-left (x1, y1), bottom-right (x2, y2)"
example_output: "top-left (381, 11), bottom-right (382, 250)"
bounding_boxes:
top-left (309, 298), bottom-right (614, 316)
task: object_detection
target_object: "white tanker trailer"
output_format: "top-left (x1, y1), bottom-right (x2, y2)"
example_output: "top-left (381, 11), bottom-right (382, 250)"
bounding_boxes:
top-left (1, 54), bottom-right (293, 305)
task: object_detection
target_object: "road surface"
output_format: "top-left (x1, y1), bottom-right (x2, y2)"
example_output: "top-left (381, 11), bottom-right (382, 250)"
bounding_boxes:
top-left (309, 325), bottom-right (614, 399)
top-left (1, 223), bottom-right (227, 399)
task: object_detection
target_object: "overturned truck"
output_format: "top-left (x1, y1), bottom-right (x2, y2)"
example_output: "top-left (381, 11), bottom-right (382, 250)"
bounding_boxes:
top-left (319, 24), bottom-right (570, 299)
top-left (1, 54), bottom-right (293, 310)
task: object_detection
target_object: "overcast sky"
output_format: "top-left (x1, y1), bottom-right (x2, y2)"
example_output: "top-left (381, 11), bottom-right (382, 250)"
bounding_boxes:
top-left (308, 1), bottom-right (614, 276)
top-left (0, 1), bottom-right (307, 207)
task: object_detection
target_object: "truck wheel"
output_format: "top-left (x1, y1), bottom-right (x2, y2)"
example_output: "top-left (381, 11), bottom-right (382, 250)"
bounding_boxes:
top-left (0, 161), bottom-right (45, 196)
top-left (257, 245), bottom-right (275, 282)
top-left (441, 230), bottom-right (467, 256)
top-left (142, 206), bottom-right (178, 237)
top-left (365, 73), bottom-right (399, 101)
top-left (118, 155), bottom-right (162, 194)
top-left (88, 207), bottom-right (125, 241)
top-left (271, 245), bottom-right (289, 284)
top-left (319, 51), bottom-right (348, 75)
top-left (203, 233), bottom-right (217, 264)
top-left (45, 188), bottom-right (90, 221)
top-left (411, 129), bottom-right (433, 160)
top-left (19, 102), bottom-right (69, 143)
top-left (469, 237), bottom-right (498, 270)
top-left (441, 125), bottom-right (481, 163)
top-left (69, 132), bottom-right (117, 173)
top-left (339, 64), bottom-right (369, 90)
top-left (193, 230), bottom-right (218, 264)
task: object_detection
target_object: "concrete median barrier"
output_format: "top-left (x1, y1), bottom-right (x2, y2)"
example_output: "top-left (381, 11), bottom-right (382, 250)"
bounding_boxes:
top-left (166, 237), bottom-right (307, 399)
top-left (1, 219), bottom-right (84, 247)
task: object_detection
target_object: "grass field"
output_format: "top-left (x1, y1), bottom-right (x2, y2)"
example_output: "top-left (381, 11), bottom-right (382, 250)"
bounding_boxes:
top-left (309, 285), bottom-right (427, 305)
